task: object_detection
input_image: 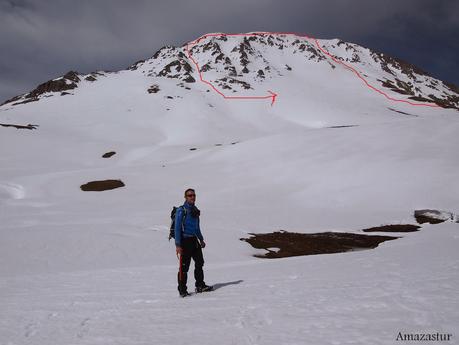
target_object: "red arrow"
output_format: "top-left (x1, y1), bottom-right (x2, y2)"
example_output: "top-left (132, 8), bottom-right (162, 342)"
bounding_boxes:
top-left (268, 90), bottom-right (278, 106)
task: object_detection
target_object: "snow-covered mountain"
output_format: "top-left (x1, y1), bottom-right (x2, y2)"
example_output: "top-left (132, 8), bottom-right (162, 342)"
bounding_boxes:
top-left (1, 32), bottom-right (458, 344)
top-left (2, 32), bottom-right (459, 109)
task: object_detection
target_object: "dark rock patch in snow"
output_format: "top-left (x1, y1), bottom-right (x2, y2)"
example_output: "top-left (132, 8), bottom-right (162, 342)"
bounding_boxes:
top-left (83, 72), bottom-right (104, 82)
top-left (424, 94), bottom-right (459, 110)
top-left (80, 179), bottom-right (125, 192)
top-left (177, 83), bottom-right (191, 90)
top-left (128, 59), bottom-right (146, 71)
top-left (102, 151), bottom-right (116, 158)
top-left (1, 71), bottom-right (81, 106)
top-left (379, 78), bottom-right (458, 110)
top-left (326, 125), bottom-right (359, 129)
top-left (156, 59), bottom-right (195, 83)
top-left (217, 77), bottom-right (252, 90)
top-left (414, 209), bottom-right (456, 224)
top-left (0, 123), bottom-right (38, 130)
top-left (183, 75), bottom-right (196, 83)
top-left (371, 51), bottom-right (431, 79)
top-left (0, 94), bottom-right (24, 106)
top-left (240, 230), bottom-right (399, 258)
top-left (147, 84), bottom-right (160, 94)
top-left (387, 108), bottom-right (418, 117)
top-left (362, 224), bottom-right (421, 233)
top-left (28, 71), bottom-right (80, 97)
top-left (407, 95), bottom-right (436, 103)
top-left (369, 52), bottom-right (458, 107)
top-left (381, 78), bottom-right (415, 95)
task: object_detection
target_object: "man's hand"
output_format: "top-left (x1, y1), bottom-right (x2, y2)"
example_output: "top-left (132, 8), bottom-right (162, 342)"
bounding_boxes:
top-left (200, 240), bottom-right (206, 248)
top-left (176, 246), bottom-right (183, 258)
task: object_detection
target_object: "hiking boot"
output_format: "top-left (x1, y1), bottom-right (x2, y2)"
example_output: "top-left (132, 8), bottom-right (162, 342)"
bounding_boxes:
top-left (195, 283), bottom-right (213, 293)
top-left (179, 290), bottom-right (191, 297)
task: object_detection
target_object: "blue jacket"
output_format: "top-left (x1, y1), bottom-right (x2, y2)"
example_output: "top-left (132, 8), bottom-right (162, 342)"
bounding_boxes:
top-left (174, 201), bottom-right (204, 246)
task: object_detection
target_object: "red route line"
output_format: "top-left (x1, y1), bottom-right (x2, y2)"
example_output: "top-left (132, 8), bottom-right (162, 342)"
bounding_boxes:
top-left (184, 31), bottom-right (440, 108)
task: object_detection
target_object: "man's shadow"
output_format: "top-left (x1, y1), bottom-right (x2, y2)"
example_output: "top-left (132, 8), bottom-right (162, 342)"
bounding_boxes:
top-left (212, 279), bottom-right (243, 291)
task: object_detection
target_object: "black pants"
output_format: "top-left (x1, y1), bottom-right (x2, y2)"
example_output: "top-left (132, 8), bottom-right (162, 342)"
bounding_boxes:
top-left (177, 236), bottom-right (205, 293)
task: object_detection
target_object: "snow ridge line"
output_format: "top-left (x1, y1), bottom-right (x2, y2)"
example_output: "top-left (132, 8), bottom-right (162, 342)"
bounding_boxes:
top-left (184, 31), bottom-right (440, 108)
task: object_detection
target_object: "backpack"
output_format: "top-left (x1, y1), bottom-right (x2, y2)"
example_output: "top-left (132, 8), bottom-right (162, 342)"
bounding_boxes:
top-left (169, 205), bottom-right (187, 241)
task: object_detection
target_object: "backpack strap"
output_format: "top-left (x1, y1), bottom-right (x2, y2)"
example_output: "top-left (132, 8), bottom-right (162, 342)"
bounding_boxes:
top-left (180, 205), bottom-right (187, 234)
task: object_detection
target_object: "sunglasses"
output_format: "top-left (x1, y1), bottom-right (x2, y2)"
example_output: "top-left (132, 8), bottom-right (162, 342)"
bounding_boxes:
top-left (186, 194), bottom-right (196, 197)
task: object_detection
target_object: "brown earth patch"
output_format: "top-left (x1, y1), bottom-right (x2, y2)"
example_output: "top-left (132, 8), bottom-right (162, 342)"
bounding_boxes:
top-left (0, 123), bottom-right (38, 130)
top-left (102, 151), bottom-right (116, 158)
top-left (80, 179), bottom-right (125, 192)
top-left (326, 125), bottom-right (359, 128)
top-left (362, 224), bottom-right (421, 232)
top-left (240, 230), bottom-right (399, 258)
top-left (414, 209), bottom-right (451, 224)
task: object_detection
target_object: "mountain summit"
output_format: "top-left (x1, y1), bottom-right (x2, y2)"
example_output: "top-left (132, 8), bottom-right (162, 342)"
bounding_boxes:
top-left (2, 32), bottom-right (458, 109)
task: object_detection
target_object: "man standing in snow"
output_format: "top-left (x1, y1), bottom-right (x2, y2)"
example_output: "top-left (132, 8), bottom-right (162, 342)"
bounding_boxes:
top-left (175, 188), bottom-right (213, 297)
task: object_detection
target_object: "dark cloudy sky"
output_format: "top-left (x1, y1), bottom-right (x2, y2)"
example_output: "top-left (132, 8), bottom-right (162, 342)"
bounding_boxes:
top-left (1, 0), bottom-right (458, 103)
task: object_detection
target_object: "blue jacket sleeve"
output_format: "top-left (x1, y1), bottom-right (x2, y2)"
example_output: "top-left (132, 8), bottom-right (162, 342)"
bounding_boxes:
top-left (174, 207), bottom-right (183, 246)
top-left (196, 216), bottom-right (204, 241)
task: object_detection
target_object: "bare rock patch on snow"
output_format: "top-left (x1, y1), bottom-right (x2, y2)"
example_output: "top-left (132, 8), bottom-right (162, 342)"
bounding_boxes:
top-left (147, 84), bottom-right (160, 94)
top-left (102, 151), bottom-right (116, 158)
top-left (362, 224), bottom-right (421, 233)
top-left (1, 71), bottom-right (81, 106)
top-left (0, 123), bottom-right (38, 130)
top-left (414, 209), bottom-right (458, 224)
top-left (80, 179), bottom-right (125, 192)
top-left (240, 230), bottom-right (398, 259)
top-left (326, 125), bottom-right (359, 129)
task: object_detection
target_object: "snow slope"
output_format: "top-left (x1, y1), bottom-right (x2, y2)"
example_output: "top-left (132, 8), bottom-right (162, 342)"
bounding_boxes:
top-left (1, 32), bottom-right (458, 344)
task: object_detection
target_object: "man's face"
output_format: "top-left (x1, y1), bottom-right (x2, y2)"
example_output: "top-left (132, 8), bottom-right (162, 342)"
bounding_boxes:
top-left (185, 191), bottom-right (196, 204)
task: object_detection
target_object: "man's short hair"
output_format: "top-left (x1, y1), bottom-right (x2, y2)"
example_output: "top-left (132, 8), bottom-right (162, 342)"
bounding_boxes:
top-left (184, 188), bottom-right (195, 196)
